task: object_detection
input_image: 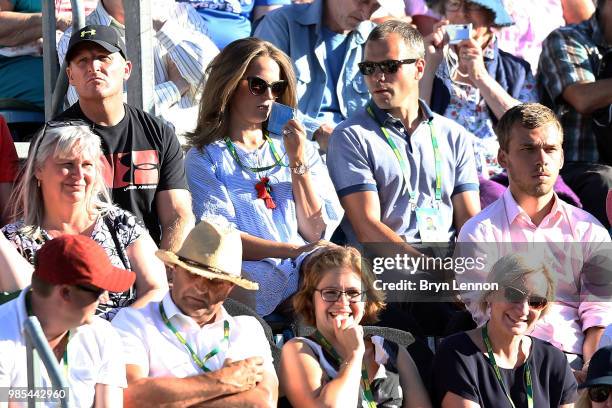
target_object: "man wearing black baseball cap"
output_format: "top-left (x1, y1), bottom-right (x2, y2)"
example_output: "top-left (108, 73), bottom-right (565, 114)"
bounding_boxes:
top-left (54, 24), bottom-right (194, 254)
top-left (0, 235), bottom-right (134, 407)
top-left (65, 24), bottom-right (127, 62)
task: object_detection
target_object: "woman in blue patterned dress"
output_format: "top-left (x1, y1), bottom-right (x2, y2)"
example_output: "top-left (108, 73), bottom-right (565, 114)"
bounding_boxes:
top-left (185, 37), bottom-right (342, 316)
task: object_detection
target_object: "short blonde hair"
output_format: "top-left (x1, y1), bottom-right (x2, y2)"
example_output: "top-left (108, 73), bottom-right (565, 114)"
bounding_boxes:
top-left (478, 253), bottom-right (555, 316)
top-left (575, 390), bottom-right (592, 408)
top-left (293, 246), bottom-right (386, 327)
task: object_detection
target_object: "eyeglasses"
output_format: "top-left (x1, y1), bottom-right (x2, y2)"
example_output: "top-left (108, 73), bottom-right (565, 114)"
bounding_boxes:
top-left (445, 0), bottom-right (485, 12)
top-left (588, 385), bottom-right (612, 403)
top-left (75, 284), bottom-right (106, 298)
top-left (315, 288), bottom-right (365, 303)
top-left (244, 76), bottom-right (288, 97)
top-left (358, 59), bottom-right (418, 76)
top-left (503, 286), bottom-right (548, 310)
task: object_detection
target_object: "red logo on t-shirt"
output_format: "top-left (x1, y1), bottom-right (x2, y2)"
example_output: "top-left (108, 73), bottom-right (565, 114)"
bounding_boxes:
top-left (101, 150), bottom-right (160, 189)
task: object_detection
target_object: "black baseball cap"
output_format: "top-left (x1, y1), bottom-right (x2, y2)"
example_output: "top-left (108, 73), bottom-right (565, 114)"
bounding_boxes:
top-left (65, 25), bottom-right (127, 63)
top-left (578, 345), bottom-right (612, 389)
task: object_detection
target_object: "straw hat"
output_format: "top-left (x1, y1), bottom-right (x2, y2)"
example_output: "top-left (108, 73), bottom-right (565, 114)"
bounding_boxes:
top-left (156, 220), bottom-right (258, 290)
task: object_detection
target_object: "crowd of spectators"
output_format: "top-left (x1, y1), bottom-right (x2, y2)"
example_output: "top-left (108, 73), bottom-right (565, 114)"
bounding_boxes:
top-left (1, 0), bottom-right (612, 407)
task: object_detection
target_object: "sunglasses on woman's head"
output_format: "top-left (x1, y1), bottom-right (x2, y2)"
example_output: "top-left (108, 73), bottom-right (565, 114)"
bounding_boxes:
top-left (34, 119), bottom-right (92, 150)
top-left (244, 76), bottom-right (288, 97)
top-left (589, 385), bottom-right (612, 403)
top-left (504, 286), bottom-right (548, 310)
top-left (358, 59), bottom-right (419, 76)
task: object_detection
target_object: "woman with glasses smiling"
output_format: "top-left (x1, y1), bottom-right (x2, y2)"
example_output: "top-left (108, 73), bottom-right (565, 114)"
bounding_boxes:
top-left (281, 245), bottom-right (431, 408)
top-left (185, 37), bottom-right (342, 317)
top-left (432, 253), bottom-right (578, 407)
top-left (0, 124), bottom-right (168, 319)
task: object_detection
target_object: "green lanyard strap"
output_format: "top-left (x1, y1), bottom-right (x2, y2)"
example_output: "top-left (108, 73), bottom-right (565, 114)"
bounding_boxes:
top-left (366, 105), bottom-right (442, 206)
top-left (224, 133), bottom-right (287, 174)
top-left (159, 302), bottom-right (229, 373)
top-left (482, 324), bottom-right (533, 408)
top-left (312, 330), bottom-right (377, 408)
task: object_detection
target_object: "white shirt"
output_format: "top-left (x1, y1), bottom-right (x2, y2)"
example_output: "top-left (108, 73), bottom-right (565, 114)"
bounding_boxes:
top-left (0, 288), bottom-right (127, 408)
top-left (111, 292), bottom-right (274, 377)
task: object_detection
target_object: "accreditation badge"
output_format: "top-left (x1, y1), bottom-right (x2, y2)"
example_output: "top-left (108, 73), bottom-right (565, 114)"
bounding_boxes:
top-left (415, 207), bottom-right (445, 242)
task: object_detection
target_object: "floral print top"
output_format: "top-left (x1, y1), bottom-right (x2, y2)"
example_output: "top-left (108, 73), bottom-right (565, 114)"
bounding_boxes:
top-left (436, 35), bottom-right (539, 177)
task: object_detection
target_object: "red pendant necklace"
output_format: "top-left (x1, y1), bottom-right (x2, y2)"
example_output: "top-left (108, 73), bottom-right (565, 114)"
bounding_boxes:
top-left (225, 134), bottom-right (287, 209)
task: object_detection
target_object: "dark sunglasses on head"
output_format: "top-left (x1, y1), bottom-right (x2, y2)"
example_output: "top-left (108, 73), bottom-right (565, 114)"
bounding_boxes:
top-left (504, 286), bottom-right (548, 310)
top-left (32, 119), bottom-right (92, 153)
top-left (245, 76), bottom-right (288, 97)
top-left (315, 288), bottom-right (366, 303)
top-left (589, 385), bottom-right (612, 403)
top-left (358, 59), bottom-right (419, 76)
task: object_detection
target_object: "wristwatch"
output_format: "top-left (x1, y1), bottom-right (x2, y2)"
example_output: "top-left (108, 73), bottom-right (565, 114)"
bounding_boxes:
top-left (290, 161), bottom-right (308, 175)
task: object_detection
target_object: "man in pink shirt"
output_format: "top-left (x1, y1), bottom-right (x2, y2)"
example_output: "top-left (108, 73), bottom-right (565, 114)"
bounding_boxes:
top-left (456, 103), bottom-right (612, 382)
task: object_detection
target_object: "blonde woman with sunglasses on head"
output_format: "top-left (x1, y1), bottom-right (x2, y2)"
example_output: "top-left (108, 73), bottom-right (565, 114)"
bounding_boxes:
top-left (432, 253), bottom-right (578, 407)
top-left (185, 37), bottom-right (342, 318)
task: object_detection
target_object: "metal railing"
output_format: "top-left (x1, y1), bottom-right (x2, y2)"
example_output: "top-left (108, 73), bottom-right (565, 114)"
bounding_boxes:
top-left (24, 316), bottom-right (70, 408)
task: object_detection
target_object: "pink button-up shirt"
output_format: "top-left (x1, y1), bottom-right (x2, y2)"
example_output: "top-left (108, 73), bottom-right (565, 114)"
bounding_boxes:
top-left (456, 188), bottom-right (612, 354)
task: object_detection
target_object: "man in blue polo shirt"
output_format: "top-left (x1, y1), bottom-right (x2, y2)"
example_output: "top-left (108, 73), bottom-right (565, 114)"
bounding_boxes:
top-left (328, 20), bottom-right (480, 248)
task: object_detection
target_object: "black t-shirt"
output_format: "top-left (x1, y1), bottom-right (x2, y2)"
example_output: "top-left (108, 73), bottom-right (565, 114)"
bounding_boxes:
top-left (55, 103), bottom-right (187, 243)
top-left (432, 332), bottom-right (577, 408)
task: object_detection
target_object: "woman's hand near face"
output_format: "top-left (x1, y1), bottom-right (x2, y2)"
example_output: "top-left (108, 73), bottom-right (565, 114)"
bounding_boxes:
top-left (424, 20), bottom-right (449, 69)
top-left (332, 315), bottom-right (365, 361)
top-left (282, 119), bottom-right (307, 166)
top-left (457, 38), bottom-right (488, 83)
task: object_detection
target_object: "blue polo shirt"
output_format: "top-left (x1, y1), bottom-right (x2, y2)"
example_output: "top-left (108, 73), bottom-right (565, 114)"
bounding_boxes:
top-left (327, 100), bottom-right (479, 244)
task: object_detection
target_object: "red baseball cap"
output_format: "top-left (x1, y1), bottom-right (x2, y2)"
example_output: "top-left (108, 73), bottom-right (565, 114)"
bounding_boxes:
top-left (34, 234), bottom-right (136, 293)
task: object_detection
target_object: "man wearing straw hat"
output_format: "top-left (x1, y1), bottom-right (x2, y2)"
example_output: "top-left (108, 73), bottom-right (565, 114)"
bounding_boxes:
top-left (112, 220), bottom-right (278, 407)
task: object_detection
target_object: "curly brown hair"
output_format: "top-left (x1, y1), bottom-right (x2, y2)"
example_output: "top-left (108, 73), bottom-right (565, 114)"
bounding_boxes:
top-left (293, 246), bottom-right (386, 327)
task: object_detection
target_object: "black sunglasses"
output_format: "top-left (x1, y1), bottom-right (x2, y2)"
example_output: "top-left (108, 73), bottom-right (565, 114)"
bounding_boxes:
top-left (589, 385), bottom-right (612, 403)
top-left (358, 59), bottom-right (419, 76)
top-left (32, 119), bottom-right (92, 152)
top-left (244, 76), bottom-right (288, 97)
top-left (75, 284), bottom-right (105, 298)
top-left (315, 288), bottom-right (366, 303)
top-left (504, 286), bottom-right (548, 310)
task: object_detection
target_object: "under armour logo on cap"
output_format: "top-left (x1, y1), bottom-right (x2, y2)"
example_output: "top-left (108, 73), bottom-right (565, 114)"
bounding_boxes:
top-left (66, 25), bottom-right (126, 62)
top-left (80, 29), bottom-right (97, 38)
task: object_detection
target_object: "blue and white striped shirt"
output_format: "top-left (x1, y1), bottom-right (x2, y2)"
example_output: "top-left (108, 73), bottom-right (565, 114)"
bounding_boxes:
top-left (185, 137), bottom-right (343, 315)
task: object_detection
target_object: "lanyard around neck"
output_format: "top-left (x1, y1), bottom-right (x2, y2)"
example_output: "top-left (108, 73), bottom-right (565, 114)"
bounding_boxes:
top-left (224, 133), bottom-right (287, 174)
top-left (482, 324), bottom-right (533, 408)
top-left (312, 330), bottom-right (377, 408)
top-left (26, 291), bottom-right (69, 377)
top-left (366, 104), bottom-right (442, 203)
top-left (159, 302), bottom-right (229, 373)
